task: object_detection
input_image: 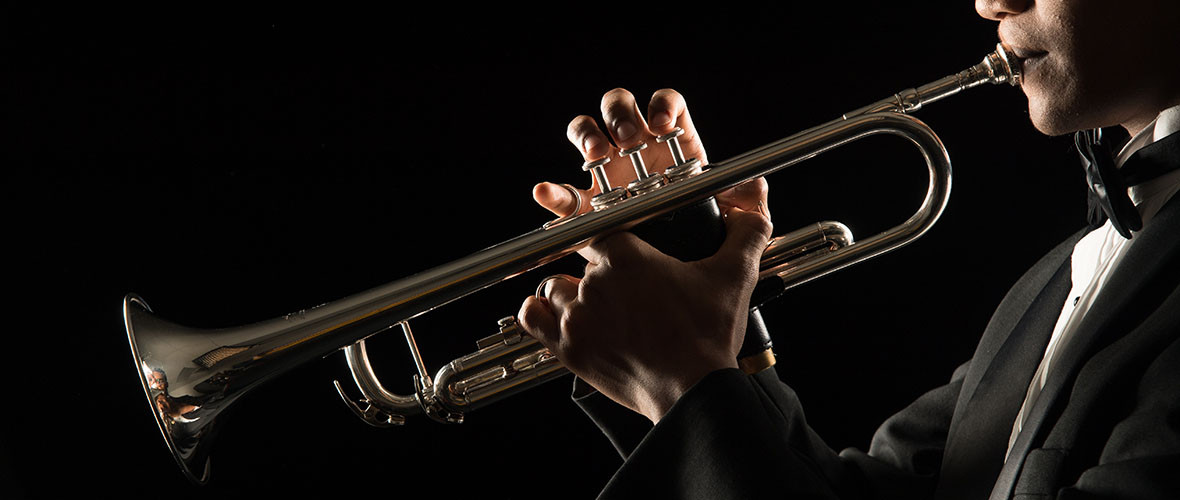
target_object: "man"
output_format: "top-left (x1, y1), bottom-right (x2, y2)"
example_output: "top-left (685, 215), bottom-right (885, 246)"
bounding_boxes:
top-left (517, 0), bottom-right (1180, 498)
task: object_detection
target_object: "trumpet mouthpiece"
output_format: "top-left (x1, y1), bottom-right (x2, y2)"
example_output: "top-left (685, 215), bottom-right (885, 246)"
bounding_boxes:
top-left (988, 43), bottom-right (1023, 87)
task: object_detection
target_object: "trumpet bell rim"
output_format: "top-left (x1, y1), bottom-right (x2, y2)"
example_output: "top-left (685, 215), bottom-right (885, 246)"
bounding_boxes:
top-left (124, 294), bottom-right (212, 485)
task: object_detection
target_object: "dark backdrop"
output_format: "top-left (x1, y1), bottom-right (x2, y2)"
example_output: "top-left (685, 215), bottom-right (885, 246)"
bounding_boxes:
top-left (6, 5), bottom-right (1085, 499)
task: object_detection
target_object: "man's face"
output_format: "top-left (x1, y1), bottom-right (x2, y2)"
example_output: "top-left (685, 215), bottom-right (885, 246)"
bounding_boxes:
top-left (977, 0), bottom-right (1180, 135)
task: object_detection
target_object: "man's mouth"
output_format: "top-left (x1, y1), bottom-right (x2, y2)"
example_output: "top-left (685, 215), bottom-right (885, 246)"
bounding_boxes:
top-left (1008, 47), bottom-right (1048, 77)
top-left (1010, 47), bottom-right (1048, 64)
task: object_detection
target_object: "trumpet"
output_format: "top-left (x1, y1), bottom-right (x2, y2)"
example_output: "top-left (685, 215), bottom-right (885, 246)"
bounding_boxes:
top-left (124, 44), bottom-right (1021, 484)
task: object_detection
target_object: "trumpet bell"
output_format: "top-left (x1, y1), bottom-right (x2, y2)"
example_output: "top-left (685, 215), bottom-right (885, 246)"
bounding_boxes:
top-left (125, 294), bottom-right (235, 484)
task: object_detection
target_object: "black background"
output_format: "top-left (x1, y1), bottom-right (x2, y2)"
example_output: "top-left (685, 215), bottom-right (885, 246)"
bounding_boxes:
top-left (5, 4), bottom-right (1086, 499)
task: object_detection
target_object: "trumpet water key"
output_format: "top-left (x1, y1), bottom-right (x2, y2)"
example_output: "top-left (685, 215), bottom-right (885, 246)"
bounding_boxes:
top-left (124, 44), bottom-right (1021, 484)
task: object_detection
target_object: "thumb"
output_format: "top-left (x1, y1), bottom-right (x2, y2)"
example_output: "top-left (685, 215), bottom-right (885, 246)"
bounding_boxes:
top-left (711, 207), bottom-right (773, 277)
top-left (533, 182), bottom-right (586, 217)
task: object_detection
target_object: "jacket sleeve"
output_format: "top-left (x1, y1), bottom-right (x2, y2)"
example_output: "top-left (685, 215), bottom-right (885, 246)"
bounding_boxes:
top-left (575, 360), bottom-right (970, 500)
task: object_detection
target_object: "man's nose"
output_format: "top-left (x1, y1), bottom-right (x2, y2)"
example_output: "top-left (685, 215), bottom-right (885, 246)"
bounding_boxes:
top-left (976, 0), bottom-right (1030, 20)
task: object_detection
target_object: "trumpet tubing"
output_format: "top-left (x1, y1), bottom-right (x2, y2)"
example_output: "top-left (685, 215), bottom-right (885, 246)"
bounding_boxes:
top-left (124, 44), bottom-right (1021, 484)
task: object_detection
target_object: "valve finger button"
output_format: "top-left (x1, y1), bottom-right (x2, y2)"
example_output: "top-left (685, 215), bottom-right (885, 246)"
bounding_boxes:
top-left (627, 175), bottom-right (665, 196)
top-left (582, 156), bottom-right (628, 210)
top-left (619, 143), bottom-right (652, 180)
top-left (657, 128), bottom-right (703, 182)
top-left (581, 156), bottom-right (614, 192)
top-left (590, 188), bottom-right (627, 210)
top-left (664, 158), bottom-right (703, 182)
top-left (619, 142), bottom-right (666, 195)
top-left (656, 128), bottom-right (687, 165)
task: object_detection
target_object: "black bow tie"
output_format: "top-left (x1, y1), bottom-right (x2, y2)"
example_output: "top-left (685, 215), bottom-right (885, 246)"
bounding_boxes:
top-left (1075, 128), bottom-right (1180, 239)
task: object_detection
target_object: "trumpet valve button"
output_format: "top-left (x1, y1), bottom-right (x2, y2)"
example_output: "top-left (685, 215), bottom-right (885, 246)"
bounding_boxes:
top-left (664, 158), bottom-right (704, 183)
top-left (590, 188), bottom-right (628, 211)
top-left (619, 143), bottom-right (653, 180)
top-left (656, 127), bottom-right (688, 166)
top-left (582, 156), bottom-right (614, 193)
top-left (627, 174), bottom-right (666, 196)
top-left (581, 156), bottom-right (611, 170)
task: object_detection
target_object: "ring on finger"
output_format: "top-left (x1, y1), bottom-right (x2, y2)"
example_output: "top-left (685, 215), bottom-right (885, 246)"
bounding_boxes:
top-left (542, 184), bottom-right (585, 229)
top-left (535, 274), bottom-right (577, 299)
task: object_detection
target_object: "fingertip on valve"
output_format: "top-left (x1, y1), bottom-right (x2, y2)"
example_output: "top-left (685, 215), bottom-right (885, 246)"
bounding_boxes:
top-left (649, 109), bottom-right (674, 130)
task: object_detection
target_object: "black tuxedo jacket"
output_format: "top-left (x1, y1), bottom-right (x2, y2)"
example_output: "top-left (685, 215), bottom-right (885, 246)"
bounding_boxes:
top-left (575, 138), bottom-right (1180, 499)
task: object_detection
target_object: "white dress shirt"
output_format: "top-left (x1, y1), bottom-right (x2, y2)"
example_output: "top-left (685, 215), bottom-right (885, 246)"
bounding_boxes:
top-left (1006, 104), bottom-right (1180, 458)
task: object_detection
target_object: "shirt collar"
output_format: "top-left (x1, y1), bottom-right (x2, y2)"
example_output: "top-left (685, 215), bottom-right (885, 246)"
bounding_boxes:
top-left (1115, 104), bottom-right (1180, 226)
top-left (1115, 103), bottom-right (1180, 165)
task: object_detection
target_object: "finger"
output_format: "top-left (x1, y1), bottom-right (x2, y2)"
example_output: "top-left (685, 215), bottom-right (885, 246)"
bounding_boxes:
top-left (711, 207), bottom-right (773, 277)
top-left (600, 88), bottom-right (653, 150)
top-left (566, 114), bottom-right (614, 162)
top-left (565, 114), bottom-right (618, 196)
top-left (579, 230), bottom-right (658, 270)
top-left (518, 296), bottom-right (559, 346)
top-left (533, 182), bottom-right (588, 217)
top-left (716, 177), bottom-right (770, 219)
top-left (648, 89), bottom-right (707, 165)
top-left (520, 275), bottom-right (580, 346)
top-left (543, 274), bottom-right (580, 314)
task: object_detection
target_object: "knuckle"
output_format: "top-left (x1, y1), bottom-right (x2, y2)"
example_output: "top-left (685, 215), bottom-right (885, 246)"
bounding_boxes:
top-left (558, 304), bottom-right (592, 349)
top-left (548, 275), bottom-right (579, 304)
top-left (734, 208), bottom-right (773, 239)
top-left (720, 178), bottom-right (769, 210)
top-left (600, 233), bottom-right (644, 268)
top-left (752, 212), bottom-right (774, 237)
top-left (518, 299), bottom-right (554, 342)
top-left (578, 263), bottom-right (611, 301)
top-left (744, 177), bottom-right (769, 199)
top-left (518, 307), bottom-right (544, 336)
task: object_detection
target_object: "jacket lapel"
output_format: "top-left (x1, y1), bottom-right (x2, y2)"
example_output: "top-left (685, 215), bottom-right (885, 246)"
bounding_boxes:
top-left (991, 178), bottom-right (1180, 499)
top-left (953, 234), bottom-right (1080, 408)
top-left (934, 250), bottom-right (1074, 500)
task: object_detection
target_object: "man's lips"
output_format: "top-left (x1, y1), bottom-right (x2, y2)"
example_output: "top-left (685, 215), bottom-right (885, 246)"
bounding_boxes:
top-left (1007, 46), bottom-right (1048, 78)
top-left (1009, 46), bottom-right (1048, 61)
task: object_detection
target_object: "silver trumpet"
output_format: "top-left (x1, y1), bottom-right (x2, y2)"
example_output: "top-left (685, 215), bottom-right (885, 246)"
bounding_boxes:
top-left (124, 44), bottom-right (1021, 484)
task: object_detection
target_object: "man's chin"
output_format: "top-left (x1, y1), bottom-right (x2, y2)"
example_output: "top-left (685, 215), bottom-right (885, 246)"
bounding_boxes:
top-left (1029, 118), bottom-right (1077, 137)
top-left (1027, 102), bottom-right (1090, 137)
